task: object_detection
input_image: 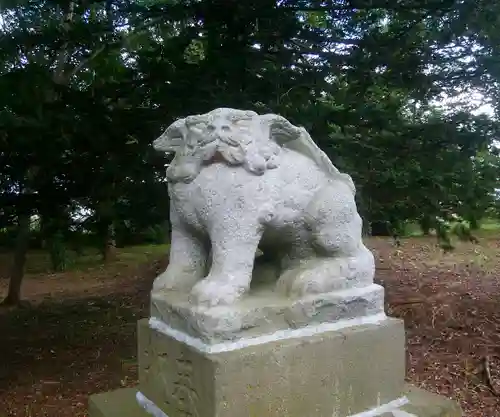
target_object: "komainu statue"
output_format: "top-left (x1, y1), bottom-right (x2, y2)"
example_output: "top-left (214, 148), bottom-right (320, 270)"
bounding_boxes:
top-left (152, 108), bottom-right (374, 307)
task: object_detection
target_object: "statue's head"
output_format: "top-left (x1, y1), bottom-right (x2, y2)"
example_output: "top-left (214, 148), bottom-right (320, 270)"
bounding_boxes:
top-left (153, 108), bottom-right (303, 183)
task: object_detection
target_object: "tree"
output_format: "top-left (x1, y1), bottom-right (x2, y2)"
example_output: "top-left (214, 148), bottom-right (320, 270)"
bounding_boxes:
top-left (0, 0), bottom-right (167, 299)
top-left (2, 0), bottom-right (500, 304)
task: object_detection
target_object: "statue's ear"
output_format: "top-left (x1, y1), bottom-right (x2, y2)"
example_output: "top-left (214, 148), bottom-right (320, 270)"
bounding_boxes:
top-left (153, 119), bottom-right (187, 152)
top-left (262, 114), bottom-right (302, 146)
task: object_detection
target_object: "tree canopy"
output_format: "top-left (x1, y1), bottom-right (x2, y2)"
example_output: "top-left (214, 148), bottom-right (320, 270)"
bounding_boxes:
top-left (1, 0), bottom-right (499, 303)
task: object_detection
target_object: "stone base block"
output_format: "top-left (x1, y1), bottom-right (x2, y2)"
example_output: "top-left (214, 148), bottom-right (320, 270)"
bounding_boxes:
top-left (88, 385), bottom-right (462, 417)
top-left (151, 283), bottom-right (385, 344)
top-left (395, 386), bottom-right (463, 417)
top-left (88, 388), bottom-right (150, 417)
top-left (137, 316), bottom-right (407, 417)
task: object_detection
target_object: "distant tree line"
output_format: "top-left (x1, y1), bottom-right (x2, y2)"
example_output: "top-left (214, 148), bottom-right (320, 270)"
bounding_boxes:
top-left (1, 0), bottom-right (499, 304)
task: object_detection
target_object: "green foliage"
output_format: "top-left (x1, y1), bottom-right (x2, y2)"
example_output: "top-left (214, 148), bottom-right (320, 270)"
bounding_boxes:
top-left (451, 220), bottom-right (474, 242)
top-left (435, 214), bottom-right (479, 251)
top-left (0, 0), bottom-right (499, 299)
top-left (435, 216), bottom-right (455, 251)
top-left (46, 230), bottom-right (69, 272)
top-left (141, 224), bottom-right (169, 245)
top-left (183, 39), bottom-right (206, 64)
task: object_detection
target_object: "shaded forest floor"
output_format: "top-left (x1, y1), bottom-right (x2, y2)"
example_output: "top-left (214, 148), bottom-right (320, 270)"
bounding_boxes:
top-left (0, 236), bottom-right (500, 417)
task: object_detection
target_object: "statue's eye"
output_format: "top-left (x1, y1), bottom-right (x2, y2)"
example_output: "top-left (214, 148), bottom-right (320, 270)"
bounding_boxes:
top-left (221, 125), bottom-right (230, 132)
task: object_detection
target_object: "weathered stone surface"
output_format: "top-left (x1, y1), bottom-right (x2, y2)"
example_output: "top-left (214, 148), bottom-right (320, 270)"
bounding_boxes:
top-left (88, 108), bottom-right (465, 417)
top-left (151, 108), bottom-right (375, 307)
top-left (150, 283), bottom-right (385, 344)
top-left (88, 385), bottom-right (463, 417)
top-left (137, 316), bottom-right (406, 417)
top-left (396, 385), bottom-right (463, 417)
top-left (88, 388), bottom-right (150, 417)
top-left (89, 318), bottom-right (462, 417)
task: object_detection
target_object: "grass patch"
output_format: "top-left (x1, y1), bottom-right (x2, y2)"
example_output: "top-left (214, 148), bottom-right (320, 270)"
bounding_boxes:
top-left (398, 218), bottom-right (500, 240)
top-left (1, 237), bottom-right (500, 416)
top-left (481, 218), bottom-right (500, 233)
top-left (0, 244), bottom-right (170, 276)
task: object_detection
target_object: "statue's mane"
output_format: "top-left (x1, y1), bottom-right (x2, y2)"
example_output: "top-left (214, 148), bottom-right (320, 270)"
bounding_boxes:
top-left (153, 108), bottom-right (355, 193)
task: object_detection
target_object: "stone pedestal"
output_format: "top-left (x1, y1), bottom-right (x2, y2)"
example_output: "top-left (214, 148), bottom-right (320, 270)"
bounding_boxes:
top-left (89, 284), bottom-right (463, 417)
top-left (89, 385), bottom-right (462, 417)
top-left (150, 283), bottom-right (386, 344)
top-left (138, 316), bottom-right (405, 417)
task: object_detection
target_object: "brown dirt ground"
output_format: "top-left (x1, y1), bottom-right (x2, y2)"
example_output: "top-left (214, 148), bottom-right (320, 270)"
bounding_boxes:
top-left (0, 236), bottom-right (499, 417)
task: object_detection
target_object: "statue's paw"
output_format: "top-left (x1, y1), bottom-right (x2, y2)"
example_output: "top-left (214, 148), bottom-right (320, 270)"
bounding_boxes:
top-left (276, 258), bottom-right (349, 297)
top-left (287, 270), bottom-right (331, 297)
top-left (152, 269), bottom-right (198, 292)
top-left (277, 253), bottom-right (375, 297)
top-left (190, 279), bottom-right (245, 307)
top-left (152, 274), bottom-right (171, 291)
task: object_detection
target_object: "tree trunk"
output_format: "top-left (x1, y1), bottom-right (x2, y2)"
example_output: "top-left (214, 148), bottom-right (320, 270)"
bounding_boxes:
top-left (102, 222), bottom-right (116, 262)
top-left (468, 216), bottom-right (480, 230)
top-left (95, 197), bottom-right (116, 262)
top-left (47, 230), bottom-right (67, 272)
top-left (40, 213), bottom-right (69, 272)
top-left (419, 215), bottom-right (432, 236)
top-left (2, 214), bottom-right (30, 306)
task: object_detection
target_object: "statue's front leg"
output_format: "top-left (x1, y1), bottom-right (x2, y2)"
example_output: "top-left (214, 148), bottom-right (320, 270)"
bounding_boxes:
top-left (190, 222), bottom-right (262, 307)
top-left (152, 210), bottom-right (208, 293)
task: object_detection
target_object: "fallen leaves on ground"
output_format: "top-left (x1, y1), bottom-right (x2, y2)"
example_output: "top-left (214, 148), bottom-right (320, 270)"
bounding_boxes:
top-left (375, 236), bottom-right (500, 417)
top-left (0, 237), bottom-right (499, 416)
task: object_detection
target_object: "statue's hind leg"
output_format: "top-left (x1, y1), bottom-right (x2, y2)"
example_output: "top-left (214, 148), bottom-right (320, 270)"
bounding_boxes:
top-left (276, 184), bottom-right (375, 298)
top-left (276, 246), bottom-right (375, 297)
top-left (275, 228), bottom-right (316, 295)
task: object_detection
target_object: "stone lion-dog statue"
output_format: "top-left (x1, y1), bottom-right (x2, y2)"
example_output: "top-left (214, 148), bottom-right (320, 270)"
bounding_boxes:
top-left (152, 108), bottom-right (374, 307)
